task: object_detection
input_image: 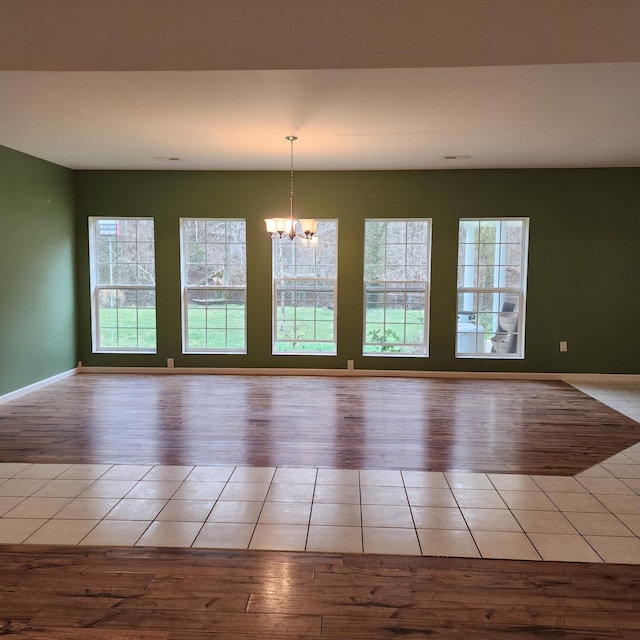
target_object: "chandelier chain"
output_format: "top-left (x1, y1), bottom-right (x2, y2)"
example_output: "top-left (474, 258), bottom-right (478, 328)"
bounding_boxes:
top-left (289, 136), bottom-right (295, 222)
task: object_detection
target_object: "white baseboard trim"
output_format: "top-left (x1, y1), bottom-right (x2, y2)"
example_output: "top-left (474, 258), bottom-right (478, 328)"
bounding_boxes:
top-left (76, 365), bottom-right (640, 383)
top-left (0, 367), bottom-right (78, 404)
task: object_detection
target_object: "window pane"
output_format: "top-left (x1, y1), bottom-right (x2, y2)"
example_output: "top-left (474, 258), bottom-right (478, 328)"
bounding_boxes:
top-left (363, 219), bottom-right (431, 357)
top-left (459, 220), bottom-right (479, 244)
top-left (407, 220), bottom-right (429, 244)
top-left (181, 218), bottom-right (247, 354)
top-left (186, 263), bottom-right (206, 286)
top-left (456, 217), bottom-right (529, 358)
top-left (479, 220), bottom-right (499, 242)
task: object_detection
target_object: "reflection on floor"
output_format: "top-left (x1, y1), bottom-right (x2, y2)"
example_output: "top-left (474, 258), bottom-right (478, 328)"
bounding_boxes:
top-left (1, 380), bottom-right (639, 563)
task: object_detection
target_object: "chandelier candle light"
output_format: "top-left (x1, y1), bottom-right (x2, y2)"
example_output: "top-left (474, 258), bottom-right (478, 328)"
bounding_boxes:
top-left (265, 136), bottom-right (319, 241)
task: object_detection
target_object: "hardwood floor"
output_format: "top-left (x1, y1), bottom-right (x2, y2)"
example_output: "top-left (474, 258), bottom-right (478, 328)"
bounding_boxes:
top-left (1, 544), bottom-right (639, 638)
top-left (1, 374), bottom-right (638, 474)
top-left (1, 373), bottom-right (640, 637)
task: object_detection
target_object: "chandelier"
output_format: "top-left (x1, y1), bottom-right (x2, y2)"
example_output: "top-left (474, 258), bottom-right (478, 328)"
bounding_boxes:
top-left (265, 136), bottom-right (318, 241)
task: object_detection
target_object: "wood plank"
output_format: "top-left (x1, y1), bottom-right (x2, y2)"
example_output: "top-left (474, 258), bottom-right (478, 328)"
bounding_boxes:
top-left (527, 607), bottom-right (640, 630)
top-left (0, 569), bottom-right (154, 590)
top-left (0, 630), bottom-right (168, 639)
top-left (28, 608), bottom-right (322, 636)
top-left (320, 616), bottom-right (626, 639)
top-left (246, 593), bottom-right (535, 624)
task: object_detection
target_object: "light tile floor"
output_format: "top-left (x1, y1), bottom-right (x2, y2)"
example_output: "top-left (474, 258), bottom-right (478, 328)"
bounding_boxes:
top-left (1, 381), bottom-right (640, 563)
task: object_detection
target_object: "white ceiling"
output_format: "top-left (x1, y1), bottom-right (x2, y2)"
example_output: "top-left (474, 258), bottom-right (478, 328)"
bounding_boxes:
top-left (1, 0), bottom-right (639, 171)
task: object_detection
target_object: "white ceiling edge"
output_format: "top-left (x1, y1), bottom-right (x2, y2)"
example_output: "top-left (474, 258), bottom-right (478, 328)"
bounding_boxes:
top-left (1, 63), bottom-right (640, 171)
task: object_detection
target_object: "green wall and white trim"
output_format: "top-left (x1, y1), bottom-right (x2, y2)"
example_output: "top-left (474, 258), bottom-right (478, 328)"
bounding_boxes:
top-left (0, 145), bottom-right (76, 396)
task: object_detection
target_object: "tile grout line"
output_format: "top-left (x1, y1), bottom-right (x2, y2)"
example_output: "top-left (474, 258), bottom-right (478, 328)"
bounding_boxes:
top-left (303, 468), bottom-right (319, 553)
top-left (401, 471), bottom-right (423, 556)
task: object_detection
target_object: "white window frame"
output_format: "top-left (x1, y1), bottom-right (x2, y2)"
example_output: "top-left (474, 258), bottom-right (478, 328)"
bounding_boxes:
top-left (363, 218), bottom-right (432, 357)
top-left (180, 218), bottom-right (247, 354)
top-left (456, 217), bottom-right (529, 359)
top-left (88, 216), bottom-right (157, 354)
top-left (271, 220), bottom-right (338, 355)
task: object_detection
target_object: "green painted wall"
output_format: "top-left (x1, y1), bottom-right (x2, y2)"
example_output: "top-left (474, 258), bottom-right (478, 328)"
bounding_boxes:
top-left (0, 145), bottom-right (76, 396)
top-left (74, 168), bottom-right (640, 374)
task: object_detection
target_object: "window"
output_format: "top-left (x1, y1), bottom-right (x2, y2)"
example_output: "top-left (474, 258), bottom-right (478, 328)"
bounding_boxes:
top-left (89, 217), bottom-right (156, 353)
top-left (180, 219), bottom-right (247, 353)
top-left (456, 218), bottom-right (529, 358)
top-left (363, 219), bottom-right (432, 356)
top-left (272, 221), bottom-right (337, 354)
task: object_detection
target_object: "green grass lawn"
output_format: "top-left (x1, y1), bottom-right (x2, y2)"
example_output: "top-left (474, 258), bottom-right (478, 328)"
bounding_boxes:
top-left (99, 305), bottom-right (426, 353)
top-left (99, 307), bottom-right (157, 350)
